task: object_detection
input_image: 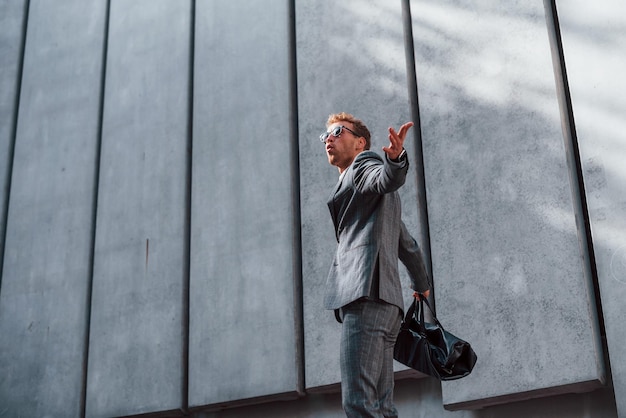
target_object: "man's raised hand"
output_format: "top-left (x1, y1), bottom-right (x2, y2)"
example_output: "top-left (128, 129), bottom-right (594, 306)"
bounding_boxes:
top-left (383, 121), bottom-right (413, 160)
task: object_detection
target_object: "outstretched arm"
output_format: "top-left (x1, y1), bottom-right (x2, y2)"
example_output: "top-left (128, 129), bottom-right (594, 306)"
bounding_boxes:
top-left (353, 121), bottom-right (414, 194)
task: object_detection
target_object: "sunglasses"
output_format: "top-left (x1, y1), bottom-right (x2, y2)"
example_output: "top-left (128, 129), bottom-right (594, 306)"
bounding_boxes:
top-left (319, 125), bottom-right (360, 143)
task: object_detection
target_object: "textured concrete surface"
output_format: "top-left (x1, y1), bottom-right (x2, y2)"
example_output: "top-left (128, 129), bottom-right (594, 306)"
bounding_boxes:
top-left (557, 1), bottom-right (626, 417)
top-left (0, 0), bottom-right (105, 416)
top-left (0, 1), bottom-right (623, 417)
top-left (0, 0), bottom-right (26, 264)
top-left (85, 1), bottom-right (190, 416)
top-left (188, 0), bottom-right (300, 408)
top-left (296, 0), bottom-right (425, 390)
top-left (410, 0), bottom-right (604, 409)
top-left (192, 376), bottom-right (617, 418)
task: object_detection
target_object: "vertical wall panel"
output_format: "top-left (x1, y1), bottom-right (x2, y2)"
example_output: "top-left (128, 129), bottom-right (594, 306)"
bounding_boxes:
top-left (189, 0), bottom-right (300, 407)
top-left (0, 0), bottom-right (106, 415)
top-left (557, 1), bottom-right (626, 416)
top-left (85, 1), bottom-right (190, 416)
top-left (0, 0), bottom-right (26, 263)
top-left (297, 0), bottom-right (424, 390)
top-left (411, 0), bottom-right (605, 409)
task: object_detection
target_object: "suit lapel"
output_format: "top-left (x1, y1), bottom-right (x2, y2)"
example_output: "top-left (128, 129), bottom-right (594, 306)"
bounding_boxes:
top-left (328, 174), bottom-right (343, 235)
top-left (328, 167), bottom-right (352, 241)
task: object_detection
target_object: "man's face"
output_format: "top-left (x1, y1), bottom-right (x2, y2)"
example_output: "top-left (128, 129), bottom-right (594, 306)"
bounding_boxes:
top-left (324, 121), bottom-right (364, 173)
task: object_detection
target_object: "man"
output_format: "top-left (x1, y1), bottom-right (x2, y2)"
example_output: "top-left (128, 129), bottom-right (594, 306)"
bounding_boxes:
top-left (321, 112), bottom-right (431, 417)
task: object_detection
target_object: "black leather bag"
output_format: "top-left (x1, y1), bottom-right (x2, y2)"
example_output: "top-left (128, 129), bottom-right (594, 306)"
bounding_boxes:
top-left (394, 296), bottom-right (477, 380)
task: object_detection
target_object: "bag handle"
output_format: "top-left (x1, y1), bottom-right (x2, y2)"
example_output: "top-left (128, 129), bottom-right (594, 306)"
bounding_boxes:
top-left (401, 295), bottom-right (446, 332)
top-left (419, 296), bottom-right (445, 330)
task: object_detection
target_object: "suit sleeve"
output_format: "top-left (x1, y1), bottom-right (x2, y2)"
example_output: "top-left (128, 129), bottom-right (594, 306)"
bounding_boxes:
top-left (352, 151), bottom-right (408, 195)
top-left (398, 220), bottom-right (431, 292)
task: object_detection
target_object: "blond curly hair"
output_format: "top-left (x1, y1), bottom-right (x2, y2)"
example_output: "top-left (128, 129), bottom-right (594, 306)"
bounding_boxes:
top-left (326, 112), bottom-right (371, 150)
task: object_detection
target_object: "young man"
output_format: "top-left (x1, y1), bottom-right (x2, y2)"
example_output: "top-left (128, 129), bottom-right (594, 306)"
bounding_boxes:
top-left (321, 112), bottom-right (431, 417)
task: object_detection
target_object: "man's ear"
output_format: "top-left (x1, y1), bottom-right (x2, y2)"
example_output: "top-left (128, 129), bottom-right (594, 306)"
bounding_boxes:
top-left (357, 136), bottom-right (366, 150)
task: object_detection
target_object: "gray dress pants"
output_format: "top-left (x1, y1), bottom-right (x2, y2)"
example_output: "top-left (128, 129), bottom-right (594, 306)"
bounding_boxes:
top-left (340, 298), bottom-right (402, 418)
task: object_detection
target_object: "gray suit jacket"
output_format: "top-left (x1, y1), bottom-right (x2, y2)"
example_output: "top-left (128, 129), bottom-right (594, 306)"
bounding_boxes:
top-left (324, 150), bottom-right (430, 312)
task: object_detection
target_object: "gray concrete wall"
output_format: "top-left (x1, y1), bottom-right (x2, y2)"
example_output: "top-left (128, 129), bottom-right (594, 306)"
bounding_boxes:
top-left (0, 0), bottom-right (106, 416)
top-left (194, 377), bottom-right (617, 418)
top-left (188, 0), bottom-right (301, 408)
top-left (0, 0), bottom-right (26, 267)
top-left (556, 1), bottom-right (626, 417)
top-left (410, 0), bottom-right (604, 409)
top-left (85, 1), bottom-right (190, 416)
top-left (0, 0), bottom-right (622, 417)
